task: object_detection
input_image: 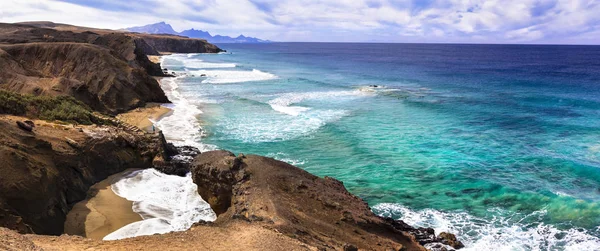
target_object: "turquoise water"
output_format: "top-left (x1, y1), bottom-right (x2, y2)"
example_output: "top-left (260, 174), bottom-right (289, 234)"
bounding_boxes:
top-left (158, 43), bottom-right (600, 250)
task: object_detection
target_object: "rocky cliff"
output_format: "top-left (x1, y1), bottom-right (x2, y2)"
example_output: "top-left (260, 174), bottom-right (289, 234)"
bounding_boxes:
top-left (190, 151), bottom-right (463, 250)
top-left (0, 22), bottom-right (221, 114)
top-left (135, 34), bottom-right (223, 53)
top-left (0, 43), bottom-right (168, 114)
top-left (0, 115), bottom-right (172, 235)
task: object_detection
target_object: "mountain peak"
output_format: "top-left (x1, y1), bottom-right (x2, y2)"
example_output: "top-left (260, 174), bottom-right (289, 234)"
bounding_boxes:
top-left (126, 22), bottom-right (177, 35)
top-left (126, 22), bottom-right (270, 43)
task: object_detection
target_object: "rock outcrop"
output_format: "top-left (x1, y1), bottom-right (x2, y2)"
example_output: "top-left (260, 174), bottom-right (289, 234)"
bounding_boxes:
top-left (0, 43), bottom-right (169, 114)
top-left (0, 115), bottom-right (168, 235)
top-left (0, 22), bottom-right (222, 114)
top-left (190, 150), bottom-right (443, 250)
top-left (133, 34), bottom-right (223, 53)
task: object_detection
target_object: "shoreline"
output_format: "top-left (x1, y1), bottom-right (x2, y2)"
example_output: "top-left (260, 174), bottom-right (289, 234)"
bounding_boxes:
top-left (64, 169), bottom-right (143, 240)
top-left (116, 103), bottom-right (173, 133)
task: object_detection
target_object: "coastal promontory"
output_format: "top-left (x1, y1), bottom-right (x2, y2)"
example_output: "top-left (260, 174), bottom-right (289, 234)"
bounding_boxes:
top-left (0, 22), bottom-right (461, 250)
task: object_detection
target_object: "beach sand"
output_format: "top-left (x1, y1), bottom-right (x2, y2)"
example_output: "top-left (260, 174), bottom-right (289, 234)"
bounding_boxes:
top-left (64, 169), bottom-right (142, 240)
top-left (147, 55), bottom-right (161, 64)
top-left (116, 103), bottom-right (172, 132)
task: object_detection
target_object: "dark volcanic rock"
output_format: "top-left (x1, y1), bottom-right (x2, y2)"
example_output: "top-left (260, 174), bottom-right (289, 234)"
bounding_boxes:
top-left (151, 132), bottom-right (200, 176)
top-left (385, 218), bottom-right (464, 250)
top-left (439, 232), bottom-right (465, 249)
top-left (190, 150), bottom-right (436, 250)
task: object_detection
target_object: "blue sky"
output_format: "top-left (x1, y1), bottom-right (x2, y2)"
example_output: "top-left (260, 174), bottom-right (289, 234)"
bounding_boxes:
top-left (1, 0), bottom-right (599, 44)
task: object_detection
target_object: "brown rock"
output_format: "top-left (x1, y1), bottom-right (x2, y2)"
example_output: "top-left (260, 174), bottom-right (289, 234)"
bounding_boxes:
top-left (0, 22), bottom-right (222, 115)
top-left (191, 150), bottom-right (428, 250)
top-left (439, 232), bottom-right (464, 249)
top-left (16, 121), bottom-right (32, 132)
top-left (0, 116), bottom-right (167, 235)
top-left (343, 243), bottom-right (358, 251)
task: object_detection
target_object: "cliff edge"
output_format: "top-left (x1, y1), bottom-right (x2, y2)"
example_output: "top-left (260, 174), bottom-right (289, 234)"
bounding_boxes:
top-left (0, 22), bottom-right (221, 114)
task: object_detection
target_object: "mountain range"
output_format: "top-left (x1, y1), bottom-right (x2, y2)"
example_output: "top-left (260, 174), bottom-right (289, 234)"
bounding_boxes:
top-left (126, 22), bottom-right (270, 43)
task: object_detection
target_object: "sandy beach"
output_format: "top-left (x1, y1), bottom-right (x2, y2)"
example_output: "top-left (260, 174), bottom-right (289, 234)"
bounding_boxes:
top-left (147, 55), bottom-right (161, 64)
top-left (64, 169), bottom-right (143, 240)
top-left (116, 103), bottom-right (172, 132)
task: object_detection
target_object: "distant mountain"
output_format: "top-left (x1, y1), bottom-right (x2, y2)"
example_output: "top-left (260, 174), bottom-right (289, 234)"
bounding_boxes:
top-left (126, 22), bottom-right (178, 35)
top-left (126, 22), bottom-right (270, 43)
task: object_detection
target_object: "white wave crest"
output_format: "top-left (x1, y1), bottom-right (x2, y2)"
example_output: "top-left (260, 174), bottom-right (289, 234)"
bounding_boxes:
top-left (268, 90), bottom-right (369, 116)
top-left (372, 203), bottom-right (600, 251)
top-left (218, 109), bottom-right (348, 143)
top-left (194, 69), bottom-right (277, 84)
top-left (103, 169), bottom-right (216, 240)
top-left (161, 54), bottom-right (235, 69)
top-left (156, 77), bottom-right (216, 152)
top-left (266, 152), bottom-right (306, 166)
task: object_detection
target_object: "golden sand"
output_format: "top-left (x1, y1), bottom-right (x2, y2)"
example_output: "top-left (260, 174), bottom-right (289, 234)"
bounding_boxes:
top-left (116, 103), bottom-right (172, 133)
top-left (64, 169), bottom-right (142, 240)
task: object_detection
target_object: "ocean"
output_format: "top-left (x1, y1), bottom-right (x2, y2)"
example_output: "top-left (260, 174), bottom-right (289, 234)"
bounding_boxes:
top-left (156, 43), bottom-right (600, 250)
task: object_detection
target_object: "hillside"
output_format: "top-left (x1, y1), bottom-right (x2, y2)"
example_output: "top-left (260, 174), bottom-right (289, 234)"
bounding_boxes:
top-left (0, 22), bottom-right (222, 114)
top-left (126, 22), bottom-right (270, 43)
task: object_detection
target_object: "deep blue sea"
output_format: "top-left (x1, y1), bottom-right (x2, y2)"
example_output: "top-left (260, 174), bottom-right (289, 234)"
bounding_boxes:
top-left (157, 43), bottom-right (600, 250)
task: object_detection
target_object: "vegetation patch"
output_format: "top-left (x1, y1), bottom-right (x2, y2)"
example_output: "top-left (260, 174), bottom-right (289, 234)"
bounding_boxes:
top-left (0, 90), bottom-right (102, 125)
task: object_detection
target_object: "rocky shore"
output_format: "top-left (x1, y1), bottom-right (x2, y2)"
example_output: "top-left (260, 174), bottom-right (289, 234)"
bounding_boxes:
top-left (0, 22), bottom-right (462, 250)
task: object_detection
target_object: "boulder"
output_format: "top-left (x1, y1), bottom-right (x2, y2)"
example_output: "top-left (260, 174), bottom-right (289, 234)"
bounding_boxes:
top-left (16, 121), bottom-right (32, 132)
top-left (439, 232), bottom-right (465, 249)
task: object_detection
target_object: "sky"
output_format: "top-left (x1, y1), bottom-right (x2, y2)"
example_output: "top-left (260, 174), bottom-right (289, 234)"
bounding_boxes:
top-left (1, 0), bottom-right (599, 44)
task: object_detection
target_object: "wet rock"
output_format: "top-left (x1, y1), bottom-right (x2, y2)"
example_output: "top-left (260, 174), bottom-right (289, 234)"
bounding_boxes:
top-left (439, 232), bottom-right (464, 249)
top-left (384, 218), bottom-right (463, 249)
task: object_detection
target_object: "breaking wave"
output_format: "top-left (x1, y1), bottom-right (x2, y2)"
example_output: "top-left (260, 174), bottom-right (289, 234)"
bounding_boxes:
top-left (372, 203), bottom-right (600, 251)
top-left (104, 169), bottom-right (216, 240)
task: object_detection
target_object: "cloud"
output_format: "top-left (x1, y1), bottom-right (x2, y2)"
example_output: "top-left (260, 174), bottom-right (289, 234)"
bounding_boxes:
top-left (1, 0), bottom-right (599, 44)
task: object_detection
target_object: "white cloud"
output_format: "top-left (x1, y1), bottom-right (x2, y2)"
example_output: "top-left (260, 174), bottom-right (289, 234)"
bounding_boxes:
top-left (0, 0), bottom-right (599, 44)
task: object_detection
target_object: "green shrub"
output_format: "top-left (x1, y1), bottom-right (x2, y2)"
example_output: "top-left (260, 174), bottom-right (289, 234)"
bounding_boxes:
top-left (0, 90), bottom-right (96, 125)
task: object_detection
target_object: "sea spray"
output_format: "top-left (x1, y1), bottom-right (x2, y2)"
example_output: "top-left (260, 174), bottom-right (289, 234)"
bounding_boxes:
top-left (197, 69), bottom-right (277, 84)
top-left (155, 77), bottom-right (216, 152)
top-left (158, 45), bottom-right (600, 249)
top-left (373, 203), bottom-right (600, 251)
top-left (103, 169), bottom-right (216, 240)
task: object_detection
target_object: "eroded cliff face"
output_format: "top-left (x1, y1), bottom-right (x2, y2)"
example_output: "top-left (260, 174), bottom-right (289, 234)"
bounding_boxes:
top-left (0, 115), bottom-right (166, 235)
top-left (136, 34), bottom-right (223, 53)
top-left (0, 43), bottom-right (169, 114)
top-left (0, 22), bottom-right (222, 114)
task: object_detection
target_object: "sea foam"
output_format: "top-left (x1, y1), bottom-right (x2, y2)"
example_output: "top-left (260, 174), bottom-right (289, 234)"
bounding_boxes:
top-left (194, 69), bottom-right (277, 84)
top-left (373, 203), bottom-right (600, 251)
top-left (162, 53), bottom-right (236, 69)
top-left (268, 90), bottom-right (369, 116)
top-left (103, 169), bottom-right (216, 240)
top-left (155, 77), bottom-right (216, 152)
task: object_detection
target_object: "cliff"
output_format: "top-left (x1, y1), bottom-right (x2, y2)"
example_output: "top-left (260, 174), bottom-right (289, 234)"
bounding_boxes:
top-left (0, 22), bottom-right (221, 114)
top-left (0, 43), bottom-right (168, 114)
top-left (0, 149), bottom-right (462, 250)
top-left (135, 34), bottom-right (223, 53)
top-left (189, 151), bottom-right (463, 250)
top-left (0, 115), bottom-right (172, 235)
top-left (0, 21), bottom-right (463, 251)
